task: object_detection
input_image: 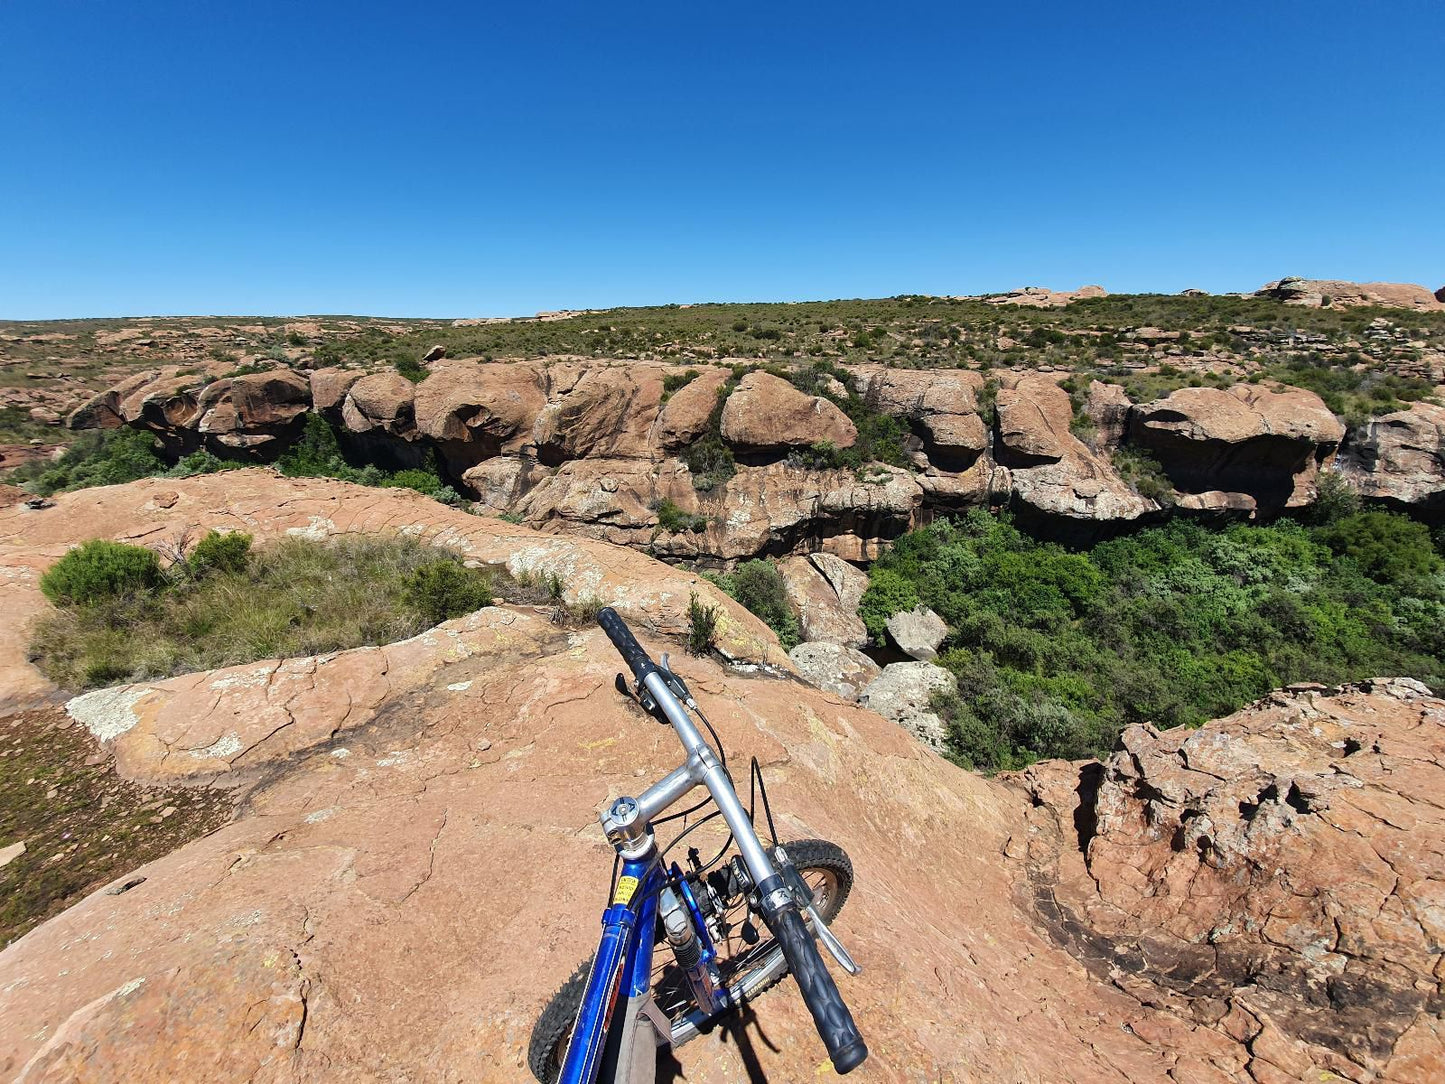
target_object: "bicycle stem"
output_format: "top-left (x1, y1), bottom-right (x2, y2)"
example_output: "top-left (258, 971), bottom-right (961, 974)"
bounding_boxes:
top-left (613, 669), bottom-right (776, 891)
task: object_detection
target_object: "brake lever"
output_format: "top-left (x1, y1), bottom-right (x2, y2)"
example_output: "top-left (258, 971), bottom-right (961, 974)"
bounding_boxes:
top-left (807, 903), bottom-right (861, 976)
top-left (658, 652), bottom-right (696, 707)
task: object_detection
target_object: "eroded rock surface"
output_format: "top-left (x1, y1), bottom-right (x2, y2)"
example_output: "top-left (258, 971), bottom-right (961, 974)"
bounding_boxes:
top-left (1131, 385), bottom-right (1345, 510)
top-left (1340, 401), bottom-right (1445, 515)
top-left (1015, 679), bottom-right (1445, 1083)
top-left (66, 358), bottom-right (1442, 558)
top-left (777, 552), bottom-right (869, 647)
top-left (1256, 277), bottom-right (1445, 311)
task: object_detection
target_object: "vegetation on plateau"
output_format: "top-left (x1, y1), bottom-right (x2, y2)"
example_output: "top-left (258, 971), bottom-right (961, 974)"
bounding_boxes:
top-left (858, 504), bottom-right (1445, 772)
top-left (30, 532), bottom-right (521, 690)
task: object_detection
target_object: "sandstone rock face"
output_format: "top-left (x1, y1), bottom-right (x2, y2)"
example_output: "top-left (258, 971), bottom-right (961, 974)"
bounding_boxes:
top-left (1256, 277), bottom-right (1445, 311)
top-left (196, 371), bottom-right (312, 453)
top-left (1083, 379), bottom-right (1133, 448)
top-left (63, 355), bottom-right (1445, 557)
top-left (1339, 401), bottom-right (1445, 515)
top-left (308, 367), bottom-right (362, 414)
top-left (858, 660), bottom-right (956, 748)
top-left (411, 360), bottom-right (546, 460)
top-left (777, 553), bottom-right (868, 647)
top-left (787, 640), bottom-right (880, 700)
top-left (1132, 384), bottom-right (1345, 510)
top-left (341, 371), bottom-right (416, 437)
top-left (652, 369), bottom-right (728, 450)
top-left (995, 375), bottom-right (1155, 532)
top-left (866, 370), bottom-right (987, 466)
top-left (720, 372), bottom-right (857, 454)
top-left (984, 285), bottom-right (1108, 308)
top-left (1016, 679), bottom-right (1445, 1083)
top-left (885, 605), bottom-right (947, 661)
top-left (532, 364), bottom-right (663, 463)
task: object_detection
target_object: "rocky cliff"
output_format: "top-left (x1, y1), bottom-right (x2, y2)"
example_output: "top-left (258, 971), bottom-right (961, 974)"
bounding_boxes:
top-left (0, 476), bottom-right (1441, 1081)
top-left (67, 352), bottom-right (1440, 562)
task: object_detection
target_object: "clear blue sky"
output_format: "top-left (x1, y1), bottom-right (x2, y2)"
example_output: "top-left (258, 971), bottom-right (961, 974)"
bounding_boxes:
top-left (2, 1), bottom-right (1441, 319)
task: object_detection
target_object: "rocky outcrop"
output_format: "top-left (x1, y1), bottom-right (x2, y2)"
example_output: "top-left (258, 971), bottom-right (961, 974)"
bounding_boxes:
top-left (984, 285), bottom-right (1109, 308)
top-left (858, 660), bottom-right (956, 748)
top-left (652, 369), bottom-right (728, 450)
top-left (777, 552), bottom-right (868, 647)
top-left (1131, 385), bottom-right (1346, 510)
top-left (719, 371), bottom-right (857, 454)
top-left (341, 371), bottom-right (416, 437)
top-left (787, 640), bottom-right (880, 700)
top-left (63, 358), bottom-right (1438, 559)
top-left (1256, 277), bottom-right (1445, 311)
top-left (995, 374), bottom-right (1155, 533)
top-left (1016, 679), bottom-right (1445, 1083)
top-left (1339, 401), bottom-right (1445, 516)
top-left (885, 605), bottom-right (947, 661)
top-left (196, 371), bottom-right (312, 453)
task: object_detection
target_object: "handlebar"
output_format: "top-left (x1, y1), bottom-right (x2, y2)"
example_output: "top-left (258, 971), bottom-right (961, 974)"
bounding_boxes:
top-left (756, 880), bottom-right (869, 1074)
top-left (598, 606), bottom-right (660, 684)
top-left (595, 606), bottom-right (868, 1075)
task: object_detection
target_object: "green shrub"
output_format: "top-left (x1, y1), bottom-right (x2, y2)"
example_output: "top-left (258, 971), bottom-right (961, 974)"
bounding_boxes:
top-left (1316, 511), bottom-right (1442, 587)
top-left (404, 558), bottom-right (494, 625)
top-left (684, 435), bottom-right (736, 492)
top-left (11, 428), bottom-right (167, 496)
top-left (29, 536), bottom-right (529, 690)
top-left (1111, 445), bottom-right (1176, 505)
top-left (857, 567), bottom-right (921, 639)
top-left (662, 369), bottom-right (700, 399)
top-left (187, 531), bottom-right (252, 577)
top-left (714, 559), bottom-right (800, 649)
top-left (687, 591), bottom-right (720, 654)
top-left (655, 498), bottom-right (709, 533)
top-left (166, 449), bottom-right (231, 478)
top-left (40, 540), bottom-right (163, 606)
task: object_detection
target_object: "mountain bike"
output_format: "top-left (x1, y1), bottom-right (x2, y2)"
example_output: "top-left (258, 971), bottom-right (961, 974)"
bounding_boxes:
top-left (526, 607), bottom-right (868, 1083)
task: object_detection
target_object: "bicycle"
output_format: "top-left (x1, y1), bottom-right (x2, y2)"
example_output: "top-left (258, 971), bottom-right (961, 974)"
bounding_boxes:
top-left (527, 607), bottom-right (868, 1083)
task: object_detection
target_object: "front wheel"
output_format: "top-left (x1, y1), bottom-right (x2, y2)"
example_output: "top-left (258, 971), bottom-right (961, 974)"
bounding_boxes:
top-left (526, 839), bottom-right (854, 1083)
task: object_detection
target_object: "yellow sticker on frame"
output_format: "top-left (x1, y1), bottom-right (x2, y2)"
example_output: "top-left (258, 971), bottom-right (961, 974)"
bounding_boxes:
top-left (613, 875), bottom-right (640, 905)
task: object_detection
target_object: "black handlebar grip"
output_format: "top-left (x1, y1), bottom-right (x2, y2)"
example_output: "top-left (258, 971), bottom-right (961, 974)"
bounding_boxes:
top-left (757, 877), bottom-right (868, 1074)
top-left (597, 607), bottom-right (659, 683)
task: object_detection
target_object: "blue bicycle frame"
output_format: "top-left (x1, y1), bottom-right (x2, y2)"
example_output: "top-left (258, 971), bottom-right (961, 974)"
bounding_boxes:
top-left (555, 608), bottom-right (867, 1083)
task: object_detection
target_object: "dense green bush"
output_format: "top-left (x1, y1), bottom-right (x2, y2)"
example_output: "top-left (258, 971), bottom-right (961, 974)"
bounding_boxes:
top-left (860, 509), bottom-right (1444, 772)
top-left (279, 415), bottom-right (461, 503)
top-left (710, 559), bottom-right (800, 648)
top-left (403, 558), bottom-right (494, 625)
top-left (40, 540), bottom-right (163, 606)
top-left (11, 428), bottom-right (167, 496)
top-left (187, 530), bottom-right (253, 577)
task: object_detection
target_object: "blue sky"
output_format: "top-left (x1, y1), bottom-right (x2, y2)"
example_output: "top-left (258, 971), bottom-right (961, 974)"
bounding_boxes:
top-left (2, 1), bottom-right (1441, 318)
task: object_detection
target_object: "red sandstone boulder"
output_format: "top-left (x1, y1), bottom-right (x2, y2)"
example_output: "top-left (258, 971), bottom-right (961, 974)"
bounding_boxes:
top-left (777, 552), bottom-right (869, 647)
top-left (308, 367), bottom-right (363, 414)
top-left (532, 365), bottom-right (664, 463)
top-left (652, 369), bottom-right (728, 450)
top-left (1256, 277), bottom-right (1445, 311)
top-left (1339, 401), bottom-right (1445, 514)
top-left (720, 372), bottom-right (857, 454)
top-left (341, 371), bottom-right (416, 436)
top-left (994, 375), bottom-right (1154, 530)
top-left (412, 360), bottom-right (546, 453)
top-left (866, 370), bottom-right (987, 465)
top-left (196, 370), bottom-right (312, 453)
top-left (1130, 385), bottom-right (1345, 510)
